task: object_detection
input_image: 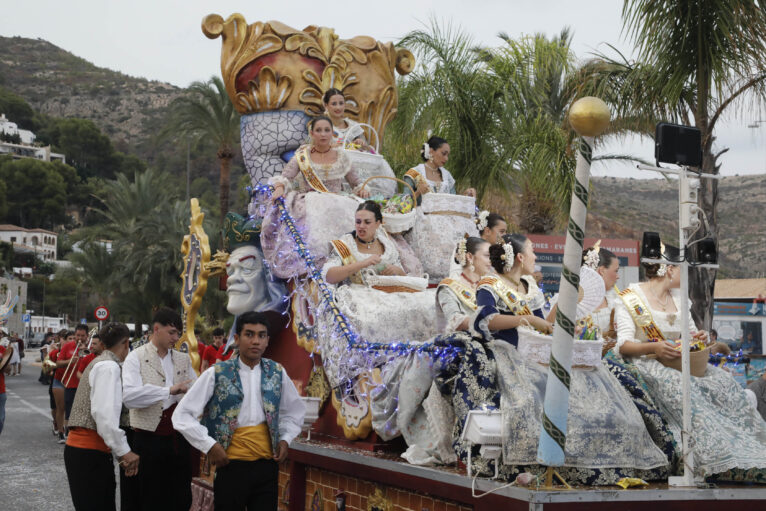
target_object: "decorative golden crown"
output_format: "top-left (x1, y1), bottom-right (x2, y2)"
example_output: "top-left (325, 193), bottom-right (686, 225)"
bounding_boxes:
top-left (202, 14), bottom-right (415, 139)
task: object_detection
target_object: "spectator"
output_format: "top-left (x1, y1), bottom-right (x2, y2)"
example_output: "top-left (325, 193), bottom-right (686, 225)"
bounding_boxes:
top-left (200, 327), bottom-right (226, 372)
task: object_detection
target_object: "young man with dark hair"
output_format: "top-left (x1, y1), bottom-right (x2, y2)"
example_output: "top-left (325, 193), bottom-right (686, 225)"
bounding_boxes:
top-left (75, 333), bottom-right (102, 381)
top-left (122, 307), bottom-right (196, 511)
top-left (201, 327), bottom-right (227, 372)
top-left (64, 322), bottom-right (139, 511)
top-left (173, 311), bottom-right (305, 510)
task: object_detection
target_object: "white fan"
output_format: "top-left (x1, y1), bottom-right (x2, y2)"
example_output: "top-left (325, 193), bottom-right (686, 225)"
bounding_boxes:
top-left (576, 266), bottom-right (606, 319)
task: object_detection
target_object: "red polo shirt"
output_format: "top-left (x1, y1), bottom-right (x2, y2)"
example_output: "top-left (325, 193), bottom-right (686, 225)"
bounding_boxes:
top-left (218, 344), bottom-right (234, 362)
top-left (59, 341), bottom-right (81, 388)
top-left (77, 352), bottom-right (97, 374)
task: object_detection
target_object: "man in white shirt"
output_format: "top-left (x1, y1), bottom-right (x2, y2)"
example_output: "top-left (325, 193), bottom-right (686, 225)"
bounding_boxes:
top-left (122, 307), bottom-right (196, 511)
top-left (173, 311), bottom-right (305, 511)
top-left (64, 322), bottom-right (139, 511)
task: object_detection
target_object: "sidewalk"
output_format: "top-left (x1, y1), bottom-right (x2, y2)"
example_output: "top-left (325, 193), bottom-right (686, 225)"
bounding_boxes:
top-left (1, 354), bottom-right (73, 511)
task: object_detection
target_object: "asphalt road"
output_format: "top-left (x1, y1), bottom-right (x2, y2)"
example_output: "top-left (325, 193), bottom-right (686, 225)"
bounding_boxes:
top-left (0, 353), bottom-right (74, 510)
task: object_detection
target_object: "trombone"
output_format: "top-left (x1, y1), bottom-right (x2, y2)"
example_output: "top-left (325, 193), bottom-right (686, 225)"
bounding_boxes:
top-left (62, 327), bottom-right (97, 386)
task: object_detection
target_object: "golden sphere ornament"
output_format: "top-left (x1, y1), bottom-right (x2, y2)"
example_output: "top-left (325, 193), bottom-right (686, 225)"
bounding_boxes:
top-left (568, 97), bottom-right (611, 137)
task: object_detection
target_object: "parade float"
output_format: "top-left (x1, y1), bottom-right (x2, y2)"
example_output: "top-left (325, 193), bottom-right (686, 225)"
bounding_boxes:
top-left (176, 13), bottom-right (766, 511)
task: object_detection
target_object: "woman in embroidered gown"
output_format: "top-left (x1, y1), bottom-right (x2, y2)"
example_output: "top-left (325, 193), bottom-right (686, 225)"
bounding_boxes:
top-left (476, 211), bottom-right (507, 245)
top-left (321, 201), bottom-right (439, 344)
top-left (262, 115), bottom-right (370, 279)
top-left (403, 136), bottom-right (476, 202)
top-left (454, 234), bottom-right (670, 483)
top-left (582, 244), bottom-right (680, 472)
top-left (323, 88), bottom-right (369, 151)
top-left (615, 259), bottom-right (766, 481)
top-left (372, 237), bottom-right (492, 465)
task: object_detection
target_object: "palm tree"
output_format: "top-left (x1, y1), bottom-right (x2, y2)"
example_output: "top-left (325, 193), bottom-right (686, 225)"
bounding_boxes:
top-left (385, 22), bottom-right (584, 232)
top-left (575, 0), bottom-right (766, 327)
top-left (166, 76), bottom-right (240, 224)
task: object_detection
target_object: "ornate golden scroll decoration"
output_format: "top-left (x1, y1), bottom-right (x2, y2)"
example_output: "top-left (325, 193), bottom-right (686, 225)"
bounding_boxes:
top-left (202, 14), bottom-right (414, 139)
top-left (178, 198), bottom-right (212, 373)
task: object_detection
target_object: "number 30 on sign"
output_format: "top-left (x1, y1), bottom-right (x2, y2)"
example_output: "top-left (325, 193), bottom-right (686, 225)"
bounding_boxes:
top-left (94, 306), bottom-right (110, 321)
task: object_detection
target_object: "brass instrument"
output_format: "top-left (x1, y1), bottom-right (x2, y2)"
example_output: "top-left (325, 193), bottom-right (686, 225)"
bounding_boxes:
top-left (62, 327), bottom-right (97, 386)
top-left (42, 352), bottom-right (57, 375)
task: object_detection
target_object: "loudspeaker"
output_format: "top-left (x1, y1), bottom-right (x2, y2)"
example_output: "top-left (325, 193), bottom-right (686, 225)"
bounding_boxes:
top-left (655, 122), bottom-right (702, 167)
top-left (642, 232), bottom-right (662, 259)
top-left (693, 237), bottom-right (718, 264)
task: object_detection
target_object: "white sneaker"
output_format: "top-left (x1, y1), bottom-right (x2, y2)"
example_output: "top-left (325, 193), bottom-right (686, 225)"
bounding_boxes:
top-left (58, 432), bottom-right (66, 444)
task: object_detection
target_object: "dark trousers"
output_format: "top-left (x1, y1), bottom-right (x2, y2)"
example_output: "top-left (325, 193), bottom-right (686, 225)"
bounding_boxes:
top-left (132, 429), bottom-right (192, 511)
top-left (64, 387), bottom-right (77, 419)
top-left (64, 445), bottom-right (116, 511)
top-left (214, 459), bottom-right (278, 511)
top-left (120, 427), bottom-right (140, 511)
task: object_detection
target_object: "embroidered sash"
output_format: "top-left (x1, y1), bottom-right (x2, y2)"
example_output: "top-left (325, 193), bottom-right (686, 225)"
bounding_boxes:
top-left (330, 239), bottom-right (364, 285)
top-left (617, 287), bottom-right (666, 341)
top-left (478, 276), bottom-right (532, 316)
top-left (438, 278), bottom-right (477, 311)
top-left (404, 168), bottom-right (429, 194)
top-left (296, 146), bottom-right (330, 193)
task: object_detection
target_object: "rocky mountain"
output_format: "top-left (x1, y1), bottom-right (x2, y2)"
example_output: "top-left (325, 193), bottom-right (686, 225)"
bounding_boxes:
top-left (589, 175), bottom-right (766, 278)
top-left (1, 36), bottom-right (762, 278)
top-left (0, 36), bottom-right (182, 149)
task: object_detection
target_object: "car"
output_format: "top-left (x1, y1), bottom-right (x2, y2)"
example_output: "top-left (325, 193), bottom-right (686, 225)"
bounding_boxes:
top-left (26, 332), bottom-right (47, 348)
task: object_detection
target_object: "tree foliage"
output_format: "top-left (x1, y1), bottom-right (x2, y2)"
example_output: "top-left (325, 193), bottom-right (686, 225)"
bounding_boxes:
top-left (165, 76), bottom-right (240, 224)
top-left (574, 0), bottom-right (766, 327)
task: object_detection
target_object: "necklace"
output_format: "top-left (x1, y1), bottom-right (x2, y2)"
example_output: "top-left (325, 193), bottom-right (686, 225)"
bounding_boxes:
top-left (311, 145), bottom-right (331, 154)
top-left (647, 284), bottom-right (670, 310)
top-left (461, 272), bottom-right (478, 286)
top-left (356, 236), bottom-right (376, 250)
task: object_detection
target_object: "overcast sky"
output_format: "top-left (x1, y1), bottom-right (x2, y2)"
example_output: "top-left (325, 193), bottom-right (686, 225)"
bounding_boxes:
top-left (2, 0), bottom-right (765, 178)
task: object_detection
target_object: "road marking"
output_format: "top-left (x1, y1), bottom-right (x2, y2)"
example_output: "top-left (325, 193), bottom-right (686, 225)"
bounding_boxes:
top-left (6, 390), bottom-right (51, 419)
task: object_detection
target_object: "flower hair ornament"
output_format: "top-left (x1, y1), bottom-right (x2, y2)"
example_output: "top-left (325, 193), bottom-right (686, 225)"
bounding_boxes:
top-left (422, 129), bottom-right (433, 160)
top-left (500, 241), bottom-right (515, 273)
top-left (584, 239), bottom-right (601, 270)
top-left (476, 210), bottom-right (490, 232)
top-left (455, 237), bottom-right (468, 266)
top-left (656, 242), bottom-right (668, 277)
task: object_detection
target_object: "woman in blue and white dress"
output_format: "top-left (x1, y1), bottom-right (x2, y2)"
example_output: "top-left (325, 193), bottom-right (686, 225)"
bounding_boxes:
top-left (454, 233), bottom-right (670, 484)
top-left (615, 258), bottom-right (766, 482)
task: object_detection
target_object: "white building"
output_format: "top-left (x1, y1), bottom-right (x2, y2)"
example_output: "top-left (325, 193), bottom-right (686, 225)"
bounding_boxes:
top-left (0, 224), bottom-right (58, 261)
top-left (28, 315), bottom-right (67, 334)
top-left (0, 113), bottom-right (66, 163)
top-left (0, 113), bottom-right (35, 144)
top-left (0, 275), bottom-right (28, 336)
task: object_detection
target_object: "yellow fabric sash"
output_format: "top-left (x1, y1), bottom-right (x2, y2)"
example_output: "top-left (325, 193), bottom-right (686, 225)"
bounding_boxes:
top-left (478, 276), bottom-right (532, 316)
top-left (439, 278), bottom-right (477, 311)
top-left (225, 423), bottom-right (273, 461)
top-left (296, 146), bottom-right (330, 193)
top-left (617, 287), bottom-right (666, 341)
top-left (330, 239), bottom-right (364, 285)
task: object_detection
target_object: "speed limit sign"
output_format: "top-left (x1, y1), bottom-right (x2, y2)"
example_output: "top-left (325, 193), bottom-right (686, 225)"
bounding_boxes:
top-left (94, 306), bottom-right (110, 322)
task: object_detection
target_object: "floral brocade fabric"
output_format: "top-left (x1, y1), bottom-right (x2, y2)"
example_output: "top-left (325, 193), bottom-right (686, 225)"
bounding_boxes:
top-left (201, 357), bottom-right (283, 452)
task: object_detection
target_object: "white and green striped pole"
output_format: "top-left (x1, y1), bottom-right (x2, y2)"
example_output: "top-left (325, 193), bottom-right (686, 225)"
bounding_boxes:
top-left (537, 97), bottom-right (610, 469)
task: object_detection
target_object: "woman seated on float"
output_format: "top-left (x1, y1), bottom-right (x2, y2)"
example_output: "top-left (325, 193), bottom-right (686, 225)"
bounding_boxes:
top-left (270, 115), bottom-right (370, 200)
top-left (436, 237), bottom-right (490, 332)
top-left (472, 234), bottom-right (553, 344)
top-left (615, 251), bottom-right (766, 480)
top-left (403, 136), bottom-right (476, 203)
top-left (322, 88), bottom-right (371, 152)
top-left (476, 211), bottom-right (507, 245)
top-left (583, 243), bottom-right (620, 354)
top-left (324, 201), bottom-right (406, 284)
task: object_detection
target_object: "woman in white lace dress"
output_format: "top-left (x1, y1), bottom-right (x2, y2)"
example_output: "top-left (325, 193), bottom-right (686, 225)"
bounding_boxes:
top-left (615, 259), bottom-right (766, 481)
top-left (262, 115), bottom-right (370, 279)
top-left (436, 237), bottom-right (490, 333)
top-left (461, 234), bottom-right (670, 483)
top-left (403, 136), bottom-right (476, 202)
top-left (372, 237), bottom-right (491, 466)
top-left (323, 88), bottom-right (370, 151)
top-left (583, 244), bottom-right (620, 354)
